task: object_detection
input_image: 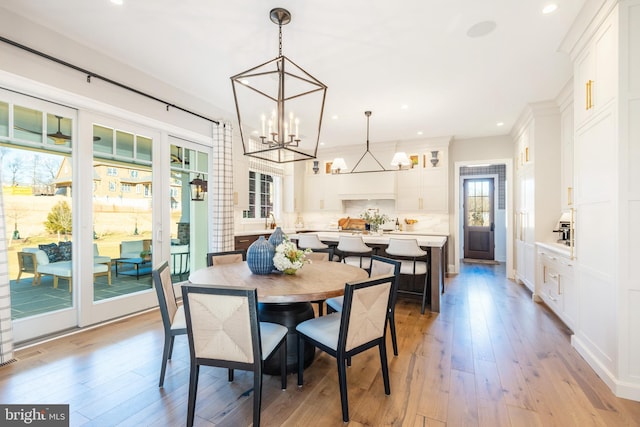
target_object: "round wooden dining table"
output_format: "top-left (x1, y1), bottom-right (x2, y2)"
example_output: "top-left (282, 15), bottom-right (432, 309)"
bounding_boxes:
top-left (188, 261), bottom-right (368, 374)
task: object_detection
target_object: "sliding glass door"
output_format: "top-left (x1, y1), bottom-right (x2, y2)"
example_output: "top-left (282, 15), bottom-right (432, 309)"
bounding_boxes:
top-left (1, 88), bottom-right (79, 341)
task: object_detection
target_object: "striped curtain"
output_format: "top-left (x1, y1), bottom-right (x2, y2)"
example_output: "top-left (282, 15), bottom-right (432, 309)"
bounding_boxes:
top-left (210, 122), bottom-right (235, 252)
top-left (0, 185), bottom-right (15, 365)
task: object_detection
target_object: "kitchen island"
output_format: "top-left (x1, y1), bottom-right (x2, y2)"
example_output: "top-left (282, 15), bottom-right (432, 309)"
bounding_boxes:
top-left (289, 231), bottom-right (447, 312)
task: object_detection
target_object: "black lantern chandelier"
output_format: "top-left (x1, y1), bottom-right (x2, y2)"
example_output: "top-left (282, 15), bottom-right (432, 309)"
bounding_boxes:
top-left (231, 8), bottom-right (327, 164)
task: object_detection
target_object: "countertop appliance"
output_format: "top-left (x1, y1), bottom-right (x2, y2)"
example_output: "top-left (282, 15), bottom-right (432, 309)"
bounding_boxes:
top-left (553, 212), bottom-right (573, 246)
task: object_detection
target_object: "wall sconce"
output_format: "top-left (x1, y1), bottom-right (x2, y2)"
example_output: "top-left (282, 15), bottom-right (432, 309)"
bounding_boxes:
top-left (331, 158), bottom-right (348, 174)
top-left (430, 150), bottom-right (439, 167)
top-left (312, 160), bottom-right (320, 174)
top-left (189, 174), bottom-right (208, 201)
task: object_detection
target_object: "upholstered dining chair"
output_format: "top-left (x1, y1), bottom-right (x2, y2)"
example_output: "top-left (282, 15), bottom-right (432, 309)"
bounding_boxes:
top-left (296, 274), bottom-right (394, 423)
top-left (336, 235), bottom-right (373, 271)
top-left (152, 261), bottom-right (187, 387)
top-left (384, 238), bottom-right (430, 314)
top-left (206, 249), bottom-right (246, 266)
top-left (181, 284), bottom-right (288, 427)
top-left (325, 255), bottom-right (402, 355)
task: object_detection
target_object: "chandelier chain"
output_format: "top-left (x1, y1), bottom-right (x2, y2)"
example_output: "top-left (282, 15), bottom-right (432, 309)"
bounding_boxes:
top-left (278, 24), bottom-right (283, 56)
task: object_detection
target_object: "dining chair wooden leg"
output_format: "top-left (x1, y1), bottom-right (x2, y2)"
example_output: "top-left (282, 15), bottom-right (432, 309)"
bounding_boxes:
top-left (186, 364), bottom-right (200, 427)
top-left (253, 367), bottom-right (262, 427)
top-left (159, 334), bottom-right (173, 387)
top-left (297, 335), bottom-right (305, 387)
top-left (228, 368), bottom-right (234, 382)
top-left (379, 341), bottom-right (391, 395)
top-left (280, 340), bottom-right (287, 390)
top-left (389, 311), bottom-right (398, 356)
top-left (337, 357), bottom-right (350, 422)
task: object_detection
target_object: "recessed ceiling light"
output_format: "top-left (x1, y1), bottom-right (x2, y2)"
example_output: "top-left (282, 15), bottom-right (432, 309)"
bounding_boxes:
top-left (496, 122), bottom-right (504, 127)
top-left (110, 0), bottom-right (124, 5)
top-left (331, 115), bottom-right (338, 120)
top-left (417, 131), bottom-right (423, 135)
top-left (320, 142), bottom-right (325, 146)
top-left (542, 3), bottom-right (558, 14)
top-left (401, 104), bottom-right (409, 110)
top-left (467, 21), bottom-right (497, 38)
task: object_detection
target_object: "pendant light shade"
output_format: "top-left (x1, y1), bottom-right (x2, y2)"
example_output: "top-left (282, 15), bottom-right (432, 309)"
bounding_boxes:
top-left (330, 158), bottom-right (348, 174)
top-left (390, 151), bottom-right (412, 169)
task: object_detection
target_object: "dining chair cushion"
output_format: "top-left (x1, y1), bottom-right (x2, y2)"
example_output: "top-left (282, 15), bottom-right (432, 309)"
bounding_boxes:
top-left (259, 321), bottom-right (290, 359)
top-left (296, 313), bottom-right (341, 350)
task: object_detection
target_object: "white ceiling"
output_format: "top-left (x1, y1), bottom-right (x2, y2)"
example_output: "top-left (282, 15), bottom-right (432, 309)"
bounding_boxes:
top-left (0, 0), bottom-right (585, 150)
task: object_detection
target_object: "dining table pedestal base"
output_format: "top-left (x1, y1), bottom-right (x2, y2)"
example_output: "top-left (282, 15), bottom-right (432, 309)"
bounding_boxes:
top-left (258, 302), bottom-right (315, 375)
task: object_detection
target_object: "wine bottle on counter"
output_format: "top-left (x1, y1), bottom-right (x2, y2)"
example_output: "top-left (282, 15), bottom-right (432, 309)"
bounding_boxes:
top-left (395, 218), bottom-right (400, 231)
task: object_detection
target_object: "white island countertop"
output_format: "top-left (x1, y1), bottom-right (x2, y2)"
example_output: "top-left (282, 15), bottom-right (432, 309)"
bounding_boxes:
top-left (288, 231), bottom-right (447, 248)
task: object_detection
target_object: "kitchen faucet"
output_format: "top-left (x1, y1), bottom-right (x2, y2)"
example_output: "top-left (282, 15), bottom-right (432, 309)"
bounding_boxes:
top-left (266, 212), bottom-right (276, 229)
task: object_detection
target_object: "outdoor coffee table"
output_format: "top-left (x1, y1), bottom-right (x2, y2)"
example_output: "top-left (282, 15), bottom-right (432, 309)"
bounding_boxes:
top-left (115, 257), bottom-right (152, 280)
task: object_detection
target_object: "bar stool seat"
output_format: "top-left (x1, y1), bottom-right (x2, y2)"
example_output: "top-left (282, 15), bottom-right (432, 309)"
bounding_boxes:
top-left (385, 238), bottom-right (429, 314)
top-left (337, 235), bottom-right (372, 271)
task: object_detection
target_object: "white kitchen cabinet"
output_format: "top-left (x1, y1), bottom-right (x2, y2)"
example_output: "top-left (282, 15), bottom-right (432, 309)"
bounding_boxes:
top-left (559, 86), bottom-right (574, 211)
top-left (304, 173), bottom-right (342, 211)
top-left (396, 154), bottom-right (448, 213)
top-left (573, 9), bottom-right (617, 127)
top-left (512, 102), bottom-right (561, 292)
top-left (535, 243), bottom-right (576, 331)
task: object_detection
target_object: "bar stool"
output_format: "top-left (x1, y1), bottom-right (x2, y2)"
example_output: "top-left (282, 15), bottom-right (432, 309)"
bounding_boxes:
top-left (384, 238), bottom-right (429, 314)
top-left (297, 234), bottom-right (338, 261)
top-left (337, 235), bottom-right (373, 272)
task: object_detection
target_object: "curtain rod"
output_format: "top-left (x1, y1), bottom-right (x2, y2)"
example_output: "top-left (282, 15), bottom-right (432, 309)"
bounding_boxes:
top-left (0, 35), bottom-right (220, 125)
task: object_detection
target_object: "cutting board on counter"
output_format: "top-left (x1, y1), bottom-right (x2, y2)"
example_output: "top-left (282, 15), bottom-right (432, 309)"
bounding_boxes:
top-left (338, 217), bottom-right (366, 230)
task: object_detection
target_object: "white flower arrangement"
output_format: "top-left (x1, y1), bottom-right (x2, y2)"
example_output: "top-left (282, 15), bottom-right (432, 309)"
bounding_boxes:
top-left (273, 237), bottom-right (312, 273)
top-left (360, 209), bottom-right (390, 232)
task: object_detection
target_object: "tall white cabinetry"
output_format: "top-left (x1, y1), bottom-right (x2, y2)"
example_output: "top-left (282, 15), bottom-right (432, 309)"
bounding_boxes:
top-left (560, 0), bottom-right (640, 401)
top-left (513, 103), bottom-right (561, 292)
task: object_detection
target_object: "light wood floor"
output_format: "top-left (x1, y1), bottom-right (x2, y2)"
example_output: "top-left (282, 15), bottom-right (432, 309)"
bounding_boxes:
top-left (1, 262), bottom-right (639, 426)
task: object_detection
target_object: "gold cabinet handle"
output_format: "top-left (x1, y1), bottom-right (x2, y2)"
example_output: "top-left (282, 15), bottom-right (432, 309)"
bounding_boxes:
top-left (586, 80), bottom-right (594, 110)
top-left (567, 186), bottom-right (573, 206)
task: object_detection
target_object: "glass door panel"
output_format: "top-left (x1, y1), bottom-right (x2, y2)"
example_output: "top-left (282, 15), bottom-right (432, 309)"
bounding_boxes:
top-left (169, 138), bottom-right (209, 281)
top-left (92, 124), bottom-right (153, 302)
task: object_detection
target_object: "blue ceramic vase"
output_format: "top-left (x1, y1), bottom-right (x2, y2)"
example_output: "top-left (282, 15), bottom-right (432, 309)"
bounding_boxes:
top-left (268, 226), bottom-right (286, 248)
top-left (247, 236), bottom-right (275, 275)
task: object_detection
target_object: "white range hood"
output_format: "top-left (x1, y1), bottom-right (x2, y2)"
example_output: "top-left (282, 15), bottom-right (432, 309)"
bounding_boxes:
top-left (336, 172), bottom-right (396, 200)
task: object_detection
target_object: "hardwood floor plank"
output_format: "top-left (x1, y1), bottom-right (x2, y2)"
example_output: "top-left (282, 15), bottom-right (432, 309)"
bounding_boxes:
top-left (2, 263), bottom-right (640, 426)
top-left (447, 368), bottom-right (479, 426)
